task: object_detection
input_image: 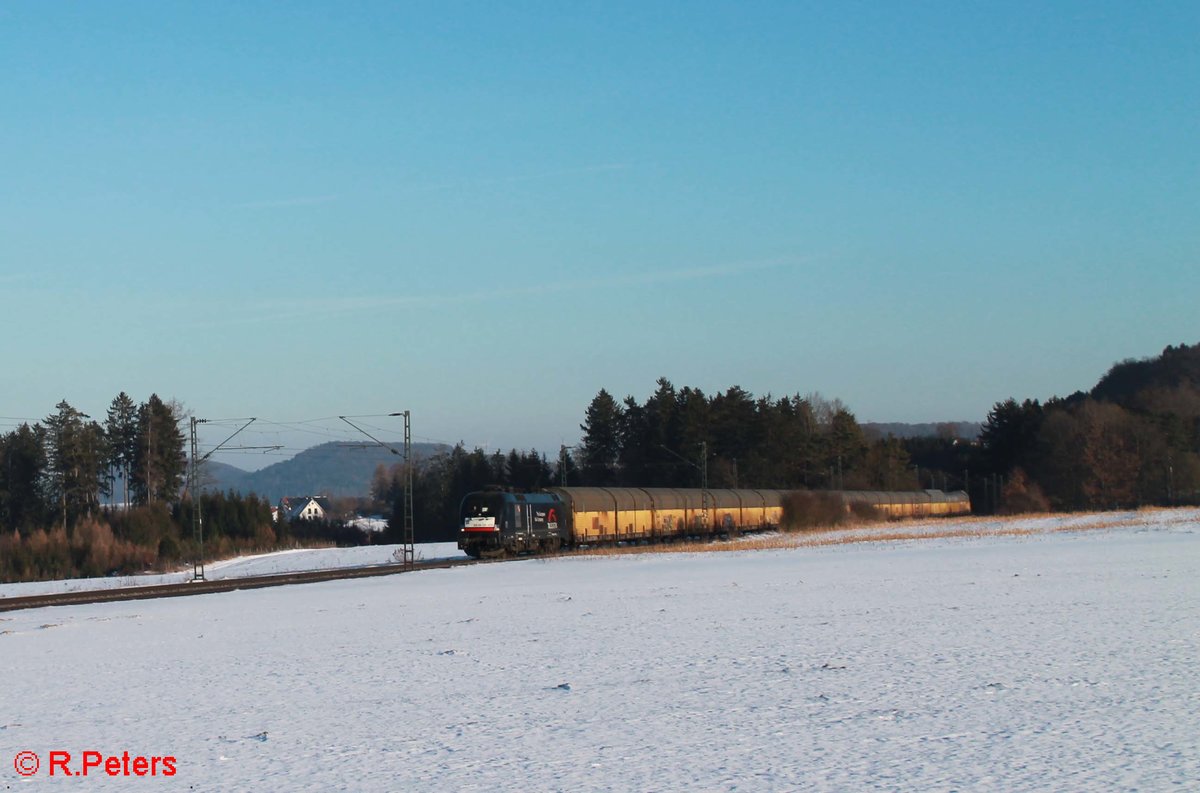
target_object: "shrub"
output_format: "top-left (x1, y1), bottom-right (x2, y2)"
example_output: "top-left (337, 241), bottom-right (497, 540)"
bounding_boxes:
top-left (157, 533), bottom-right (182, 562)
top-left (109, 503), bottom-right (174, 548)
top-left (781, 491), bottom-right (860, 531)
top-left (1000, 467), bottom-right (1051, 515)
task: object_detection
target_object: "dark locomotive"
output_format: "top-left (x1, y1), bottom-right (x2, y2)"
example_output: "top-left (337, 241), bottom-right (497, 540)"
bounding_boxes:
top-left (459, 490), bottom-right (567, 557)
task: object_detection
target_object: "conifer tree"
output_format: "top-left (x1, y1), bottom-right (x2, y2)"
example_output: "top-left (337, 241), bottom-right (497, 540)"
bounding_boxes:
top-left (104, 392), bottom-right (138, 508)
top-left (0, 423), bottom-right (48, 532)
top-left (580, 389), bottom-right (622, 485)
top-left (42, 400), bottom-right (105, 531)
top-left (131, 395), bottom-right (187, 505)
top-left (980, 398), bottom-right (1044, 476)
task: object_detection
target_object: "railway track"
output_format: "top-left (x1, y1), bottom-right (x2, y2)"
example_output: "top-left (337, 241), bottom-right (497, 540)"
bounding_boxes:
top-left (0, 557), bottom-right (478, 613)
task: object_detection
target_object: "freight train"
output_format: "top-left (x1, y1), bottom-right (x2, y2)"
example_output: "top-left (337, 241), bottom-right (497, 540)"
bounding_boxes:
top-left (458, 486), bottom-right (971, 558)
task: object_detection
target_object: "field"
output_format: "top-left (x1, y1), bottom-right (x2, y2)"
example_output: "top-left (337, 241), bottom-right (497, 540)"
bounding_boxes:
top-left (3, 510), bottom-right (1197, 790)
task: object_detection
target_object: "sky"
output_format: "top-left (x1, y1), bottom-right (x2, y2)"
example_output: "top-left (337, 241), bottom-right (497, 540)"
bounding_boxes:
top-left (1, 1), bottom-right (1196, 466)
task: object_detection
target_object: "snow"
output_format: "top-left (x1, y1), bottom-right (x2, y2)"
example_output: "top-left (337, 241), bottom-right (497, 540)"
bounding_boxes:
top-left (2, 510), bottom-right (1198, 790)
top-left (0, 542), bottom-right (466, 599)
top-left (348, 515), bottom-right (388, 533)
top-left (2, 507), bottom-right (1185, 600)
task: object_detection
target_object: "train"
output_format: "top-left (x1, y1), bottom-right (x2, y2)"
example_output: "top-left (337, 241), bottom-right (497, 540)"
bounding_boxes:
top-left (457, 486), bottom-right (971, 558)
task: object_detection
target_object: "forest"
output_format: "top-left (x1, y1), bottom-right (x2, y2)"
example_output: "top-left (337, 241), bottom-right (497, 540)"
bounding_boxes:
top-left (0, 393), bottom-right (303, 581)
top-left (3, 344), bottom-right (1199, 581)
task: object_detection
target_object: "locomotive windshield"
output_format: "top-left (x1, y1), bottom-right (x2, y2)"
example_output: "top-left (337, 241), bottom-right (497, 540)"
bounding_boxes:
top-left (463, 494), bottom-right (504, 518)
top-left (461, 493), bottom-right (506, 531)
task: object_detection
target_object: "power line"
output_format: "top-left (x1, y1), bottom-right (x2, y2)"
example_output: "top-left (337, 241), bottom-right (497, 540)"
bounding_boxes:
top-left (338, 412), bottom-right (414, 570)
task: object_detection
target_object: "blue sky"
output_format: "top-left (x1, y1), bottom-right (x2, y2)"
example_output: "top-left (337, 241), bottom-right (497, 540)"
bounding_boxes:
top-left (2, 1), bottom-right (1196, 465)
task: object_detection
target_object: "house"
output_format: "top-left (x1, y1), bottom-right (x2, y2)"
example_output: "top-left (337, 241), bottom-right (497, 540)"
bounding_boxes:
top-left (278, 496), bottom-right (333, 522)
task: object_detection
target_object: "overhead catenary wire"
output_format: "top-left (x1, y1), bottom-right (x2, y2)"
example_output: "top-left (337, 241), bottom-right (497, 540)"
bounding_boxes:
top-left (338, 412), bottom-right (414, 570)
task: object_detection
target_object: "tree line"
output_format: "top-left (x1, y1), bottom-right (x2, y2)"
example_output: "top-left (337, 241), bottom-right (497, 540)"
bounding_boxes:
top-left (574, 380), bottom-right (917, 491)
top-left (375, 345), bottom-right (1200, 542)
top-left (0, 393), bottom-right (189, 535)
top-left (0, 393), bottom-right (368, 583)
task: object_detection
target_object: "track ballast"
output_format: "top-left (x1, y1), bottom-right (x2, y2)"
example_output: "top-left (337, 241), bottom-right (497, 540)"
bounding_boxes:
top-left (0, 557), bottom-right (477, 613)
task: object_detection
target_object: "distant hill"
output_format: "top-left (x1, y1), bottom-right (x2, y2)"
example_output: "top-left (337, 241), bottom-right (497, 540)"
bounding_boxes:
top-left (862, 421), bottom-right (981, 440)
top-left (200, 441), bottom-right (449, 503)
top-left (202, 460), bottom-right (256, 494)
top-left (1091, 343), bottom-right (1200, 408)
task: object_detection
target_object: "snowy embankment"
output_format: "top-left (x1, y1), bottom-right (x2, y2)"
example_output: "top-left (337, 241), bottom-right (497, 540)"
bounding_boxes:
top-left (0, 542), bottom-right (466, 599)
top-left (2, 510), bottom-right (1197, 790)
top-left (1, 508), bottom-right (1185, 600)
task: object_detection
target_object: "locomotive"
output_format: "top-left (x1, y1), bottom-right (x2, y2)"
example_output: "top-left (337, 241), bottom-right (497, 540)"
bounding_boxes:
top-left (457, 486), bottom-right (970, 558)
top-left (460, 489), bottom-right (568, 557)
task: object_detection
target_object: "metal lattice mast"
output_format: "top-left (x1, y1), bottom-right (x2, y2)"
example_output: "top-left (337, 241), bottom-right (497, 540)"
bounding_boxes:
top-left (190, 417), bottom-right (205, 580)
top-left (189, 417), bottom-right (263, 582)
top-left (402, 410), bottom-right (414, 569)
top-left (339, 411), bottom-right (414, 569)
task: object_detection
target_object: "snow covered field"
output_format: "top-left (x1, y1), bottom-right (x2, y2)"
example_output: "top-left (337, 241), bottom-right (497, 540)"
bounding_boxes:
top-left (3, 510), bottom-right (1198, 790)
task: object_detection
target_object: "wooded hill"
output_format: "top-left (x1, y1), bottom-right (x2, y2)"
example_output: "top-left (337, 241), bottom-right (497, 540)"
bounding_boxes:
top-left (977, 343), bottom-right (1200, 512)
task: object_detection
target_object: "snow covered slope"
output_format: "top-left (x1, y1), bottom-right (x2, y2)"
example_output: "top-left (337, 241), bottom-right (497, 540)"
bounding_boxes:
top-left (2, 512), bottom-right (1197, 790)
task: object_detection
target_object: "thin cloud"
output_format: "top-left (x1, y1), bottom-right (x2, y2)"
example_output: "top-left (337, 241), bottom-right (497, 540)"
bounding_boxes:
top-left (233, 195), bottom-right (340, 210)
top-left (303, 256), bottom-right (799, 315)
top-left (228, 164), bottom-right (627, 208)
top-left (178, 256), bottom-right (801, 329)
top-left (497, 162), bottom-right (631, 184)
top-left (400, 162), bottom-right (632, 195)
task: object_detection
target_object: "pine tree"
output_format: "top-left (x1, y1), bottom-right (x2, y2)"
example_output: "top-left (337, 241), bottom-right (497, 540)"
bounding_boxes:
top-left (826, 406), bottom-right (867, 489)
top-left (42, 400), bottom-right (105, 531)
top-left (131, 395), bottom-right (187, 505)
top-left (673, 387), bottom-right (710, 488)
top-left (710, 386), bottom-right (759, 468)
top-left (0, 423), bottom-right (48, 532)
top-left (617, 396), bottom-right (649, 486)
top-left (579, 389), bottom-right (622, 485)
top-left (980, 398), bottom-right (1044, 476)
top-left (104, 392), bottom-right (138, 508)
top-left (863, 435), bottom-right (913, 490)
top-left (642, 378), bottom-right (680, 487)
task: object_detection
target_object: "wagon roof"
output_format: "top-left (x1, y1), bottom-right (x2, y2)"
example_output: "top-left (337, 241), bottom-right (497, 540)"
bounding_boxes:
top-left (546, 487), bottom-right (786, 511)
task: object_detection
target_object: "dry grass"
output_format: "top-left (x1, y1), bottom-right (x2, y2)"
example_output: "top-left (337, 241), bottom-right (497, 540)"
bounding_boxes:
top-left (567, 506), bottom-right (1193, 558)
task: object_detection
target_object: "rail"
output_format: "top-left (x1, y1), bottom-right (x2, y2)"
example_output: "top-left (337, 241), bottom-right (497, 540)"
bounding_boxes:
top-left (0, 557), bottom-right (477, 613)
